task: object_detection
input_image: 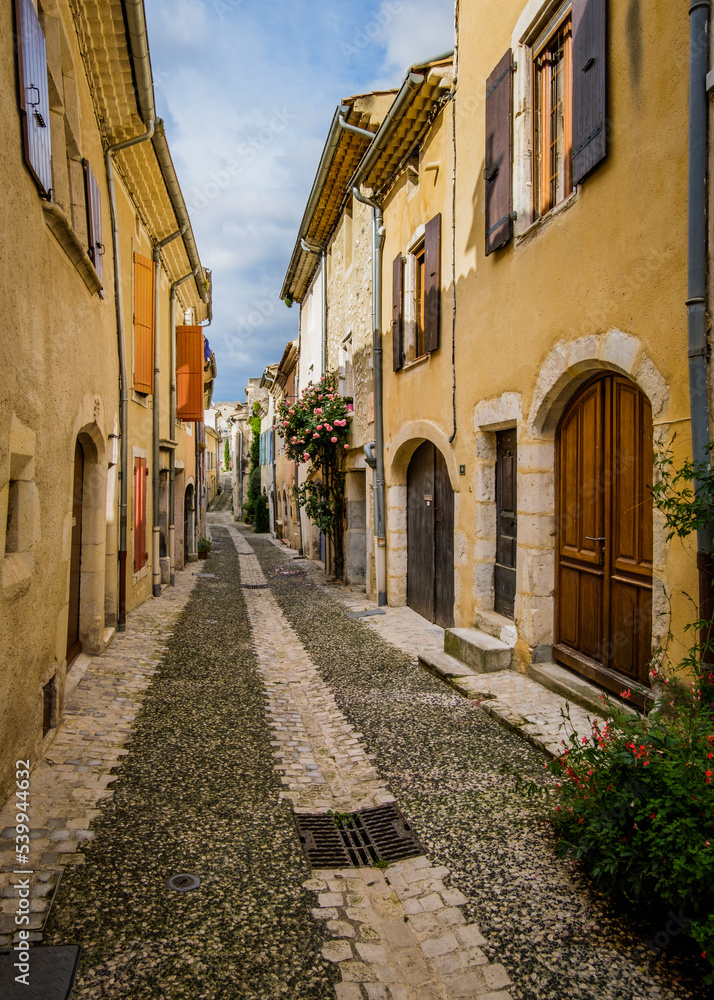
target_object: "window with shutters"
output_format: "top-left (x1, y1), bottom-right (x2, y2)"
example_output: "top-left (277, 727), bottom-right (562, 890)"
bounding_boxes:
top-left (133, 457), bottom-right (148, 574)
top-left (532, 5), bottom-right (573, 218)
top-left (176, 326), bottom-right (204, 421)
top-left (133, 253), bottom-right (155, 394)
top-left (393, 214), bottom-right (442, 369)
top-left (510, 0), bottom-right (607, 234)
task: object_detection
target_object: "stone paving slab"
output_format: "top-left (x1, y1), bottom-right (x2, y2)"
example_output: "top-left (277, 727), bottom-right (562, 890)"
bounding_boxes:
top-left (0, 567), bottom-right (198, 945)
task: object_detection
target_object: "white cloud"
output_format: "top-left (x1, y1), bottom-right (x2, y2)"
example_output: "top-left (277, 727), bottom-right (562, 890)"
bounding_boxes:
top-left (372, 0), bottom-right (455, 85)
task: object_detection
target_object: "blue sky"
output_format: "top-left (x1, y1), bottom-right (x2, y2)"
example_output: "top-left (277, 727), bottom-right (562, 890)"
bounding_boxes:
top-left (144, 0), bottom-right (455, 402)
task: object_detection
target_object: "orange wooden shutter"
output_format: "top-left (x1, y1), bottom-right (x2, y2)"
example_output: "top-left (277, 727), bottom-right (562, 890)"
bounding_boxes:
top-left (133, 253), bottom-right (154, 393)
top-left (133, 458), bottom-right (147, 573)
top-left (176, 326), bottom-right (205, 421)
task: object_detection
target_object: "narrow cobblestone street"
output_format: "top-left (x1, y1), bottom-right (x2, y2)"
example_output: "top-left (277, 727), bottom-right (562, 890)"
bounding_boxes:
top-left (0, 500), bottom-right (707, 999)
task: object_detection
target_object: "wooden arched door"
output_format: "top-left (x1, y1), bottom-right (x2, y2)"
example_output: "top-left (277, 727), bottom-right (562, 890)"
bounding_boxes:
top-left (555, 374), bottom-right (653, 694)
top-left (407, 441), bottom-right (454, 627)
top-left (66, 439), bottom-right (84, 665)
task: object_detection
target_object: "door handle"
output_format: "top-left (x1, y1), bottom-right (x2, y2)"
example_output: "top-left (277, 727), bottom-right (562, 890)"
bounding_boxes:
top-left (585, 536), bottom-right (605, 542)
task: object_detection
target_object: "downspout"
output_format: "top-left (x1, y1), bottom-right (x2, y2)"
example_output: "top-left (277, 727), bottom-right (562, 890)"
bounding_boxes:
top-left (351, 185), bottom-right (387, 607)
top-left (152, 227), bottom-right (186, 597)
top-left (105, 118), bottom-right (155, 630)
top-left (168, 263), bottom-right (198, 585)
top-left (272, 425), bottom-right (278, 536)
top-left (301, 239), bottom-right (327, 377)
top-left (238, 426), bottom-right (243, 518)
top-left (688, 2), bottom-right (714, 641)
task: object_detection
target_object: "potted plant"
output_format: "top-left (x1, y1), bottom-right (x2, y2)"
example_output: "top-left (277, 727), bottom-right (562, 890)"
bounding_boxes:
top-left (197, 537), bottom-right (212, 560)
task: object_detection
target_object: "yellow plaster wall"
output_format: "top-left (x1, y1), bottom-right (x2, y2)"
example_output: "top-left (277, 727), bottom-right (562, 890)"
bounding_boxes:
top-left (379, 0), bottom-right (697, 675)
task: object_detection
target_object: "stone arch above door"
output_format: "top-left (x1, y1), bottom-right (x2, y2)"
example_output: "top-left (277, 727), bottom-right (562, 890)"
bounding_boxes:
top-left (527, 330), bottom-right (669, 439)
top-left (389, 420), bottom-right (461, 492)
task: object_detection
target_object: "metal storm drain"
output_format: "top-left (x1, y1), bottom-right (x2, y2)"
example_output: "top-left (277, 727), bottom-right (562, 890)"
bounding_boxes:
top-left (241, 583), bottom-right (268, 590)
top-left (167, 873), bottom-right (201, 892)
top-left (0, 945), bottom-right (81, 999)
top-left (295, 804), bottom-right (423, 869)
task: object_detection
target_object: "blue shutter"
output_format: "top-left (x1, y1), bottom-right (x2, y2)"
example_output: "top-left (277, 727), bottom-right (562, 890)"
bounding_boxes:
top-left (15, 0), bottom-right (52, 197)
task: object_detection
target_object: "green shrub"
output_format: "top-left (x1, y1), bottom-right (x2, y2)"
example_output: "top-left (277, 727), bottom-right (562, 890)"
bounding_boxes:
top-left (244, 466), bottom-right (261, 523)
top-left (253, 493), bottom-right (269, 533)
top-left (532, 700), bottom-right (714, 979)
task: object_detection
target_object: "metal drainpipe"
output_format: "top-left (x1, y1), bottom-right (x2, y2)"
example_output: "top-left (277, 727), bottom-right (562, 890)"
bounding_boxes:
top-left (688, 2), bottom-right (714, 640)
top-left (168, 265), bottom-right (198, 584)
top-left (151, 228), bottom-right (186, 597)
top-left (238, 427), bottom-right (243, 518)
top-left (105, 119), bottom-right (155, 631)
top-left (352, 186), bottom-right (387, 607)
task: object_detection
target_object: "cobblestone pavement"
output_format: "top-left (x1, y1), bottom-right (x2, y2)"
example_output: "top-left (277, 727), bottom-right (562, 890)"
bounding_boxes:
top-left (0, 513), bottom-right (707, 998)
top-left (323, 583), bottom-right (598, 758)
top-left (245, 525), bottom-right (707, 1000)
top-left (0, 569), bottom-right (197, 946)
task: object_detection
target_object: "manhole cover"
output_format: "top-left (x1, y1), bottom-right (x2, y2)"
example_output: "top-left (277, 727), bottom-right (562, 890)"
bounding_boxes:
top-left (295, 804), bottom-right (423, 869)
top-left (0, 945), bottom-right (81, 999)
top-left (167, 873), bottom-right (200, 892)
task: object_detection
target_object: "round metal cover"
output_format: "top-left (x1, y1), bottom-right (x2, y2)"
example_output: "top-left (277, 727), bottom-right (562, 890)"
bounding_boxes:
top-left (167, 873), bottom-right (200, 892)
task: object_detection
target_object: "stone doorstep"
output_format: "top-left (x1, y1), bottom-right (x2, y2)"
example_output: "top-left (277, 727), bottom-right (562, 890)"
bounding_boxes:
top-left (444, 629), bottom-right (513, 674)
top-left (418, 651), bottom-right (476, 681)
top-left (527, 661), bottom-right (637, 719)
top-left (473, 609), bottom-right (518, 647)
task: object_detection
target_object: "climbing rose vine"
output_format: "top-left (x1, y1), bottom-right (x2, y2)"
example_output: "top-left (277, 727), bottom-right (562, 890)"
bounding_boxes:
top-left (279, 375), bottom-right (353, 469)
top-left (278, 374), bottom-right (353, 575)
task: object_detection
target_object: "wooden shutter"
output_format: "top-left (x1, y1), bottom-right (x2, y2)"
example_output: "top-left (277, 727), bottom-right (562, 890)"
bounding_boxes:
top-left (133, 252), bottom-right (154, 394)
top-left (82, 159), bottom-right (103, 286)
top-left (484, 50), bottom-right (513, 256)
top-left (133, 458), bottom-right (147, 573)
top-left (392, 253), bottom-right (403, 371)
top-left (15, 0), bottom-right (52, 197)
top-left (423, 214), bottom-right (441, 354)
top-left (176, 326), bottom-right (204, 421)
top-left (572, 0), bottom-right (607, 186)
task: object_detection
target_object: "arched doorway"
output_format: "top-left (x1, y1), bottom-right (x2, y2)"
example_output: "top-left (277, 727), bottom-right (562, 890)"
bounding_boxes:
top-left (555, 373), bottom-right (653, 690)
top-left (407, 441), bottom-right (454, 626)
top-left (66, 439), bottom-right (84, 665)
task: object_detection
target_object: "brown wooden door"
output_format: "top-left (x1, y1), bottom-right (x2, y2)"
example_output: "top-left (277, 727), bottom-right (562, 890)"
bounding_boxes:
top-left (555, 374), bottom-right (653, 693)
top-left (407, 442), bottom-right (454, 627)
top-left (495, 429), bottom-right (517, 618)
top-left (66, 439), bottom-right (84, 665)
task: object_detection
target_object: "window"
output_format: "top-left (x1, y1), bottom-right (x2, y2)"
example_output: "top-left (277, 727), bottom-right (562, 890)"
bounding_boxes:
top-left (133, 253), bottom-right (154, 394)
top-left (414, 243), bottom-right (426, 359)
top-left (15, 0), bottom-right (52, 198)
top-left (532, 5), bottom-right (572, 218)
top-left (134, 457), bottom-right (148, 573)
top-left (392, 214), bottom-right (442, 370)
top-left (339, 333), bottom-right (354, 398)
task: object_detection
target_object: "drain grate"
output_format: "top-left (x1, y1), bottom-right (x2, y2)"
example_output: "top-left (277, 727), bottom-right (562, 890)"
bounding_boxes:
top-left (295, 804), bottom-right (423, 869)
top-left (347, 609), bottom-right (386, 619)
top-left (241, 583), bottom-right (268, 590)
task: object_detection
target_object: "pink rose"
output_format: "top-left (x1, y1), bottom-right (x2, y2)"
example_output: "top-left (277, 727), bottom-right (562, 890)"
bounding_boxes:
top-left (316, 424), bottom-right (323, 430)
top-left (344, 444), bottom-right (349, 450)
top-left (331, 436), bottom-right (337, 443)
top-left (315, 408), bottom-right (322, 414)
top-left (289, 410), bottom-right (295, 415)
top-left (313, 432), bottom-right (319, 438)
top-left (325, 424), bottom-right (332, 431)
top-left (347, 404), bottom-right (354, 412)
top-left (303, 452), bottom-right (310, 460)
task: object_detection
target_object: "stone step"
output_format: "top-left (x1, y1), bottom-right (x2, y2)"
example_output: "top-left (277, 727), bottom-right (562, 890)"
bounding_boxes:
top-left (474, 609), bottom-right (517, 646)
top-left (418, 650), bottom-right (477, 681)
top-left (444, 628), bottom-right (513, 673)
top-left (527, 661), bottom-right (636, 718)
